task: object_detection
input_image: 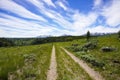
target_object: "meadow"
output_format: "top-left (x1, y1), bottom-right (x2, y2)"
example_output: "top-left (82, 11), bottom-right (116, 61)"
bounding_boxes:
top-left (0, 44), bottom-right (52, 80)
top-left (58, 34), bottom-right (120, 80)
top-left (0, 34), bottom-right (119, 80)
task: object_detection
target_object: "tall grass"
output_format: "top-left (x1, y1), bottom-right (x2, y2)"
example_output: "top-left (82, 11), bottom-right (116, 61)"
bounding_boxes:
top-left (0, 44), bottom-right (52, 80)
top-left (58, 34), bottom-right (120, 80)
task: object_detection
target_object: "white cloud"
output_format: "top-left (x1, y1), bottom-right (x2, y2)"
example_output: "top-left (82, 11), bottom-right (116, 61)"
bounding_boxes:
top-left (28, 0), bottom-right (72, 29)
top-left (86, 25), bottom-right (120, 33)
top-left (30, 0), bottom-right (98, 32)
top-left (0, 0), bottom-right (119, 37)
top-left (42, 0), bottom-right (56, 7)
top-left (102, 0), bottom-right (120, 27)
top-left (0, 13), bottom-right (57, 37)
top-left (94, 0), bottom-right (103, 7)
top-left (72, 11), bottom-right (98, 31)
top-left (0, 13), bottom-right (40, 30)
top-left (0, 0), bottom-right (97, 36)
top-left (89, 25), bottom-right (120, 33)
top-left (57, 1), bottom-right (67, 10)
top-left (0, 0), bottom-right (47, 22)
top-left (0, 29), bottom-right (9, 37)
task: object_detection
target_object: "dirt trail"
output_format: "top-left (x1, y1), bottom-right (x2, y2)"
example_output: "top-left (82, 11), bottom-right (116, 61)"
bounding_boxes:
top-left (47, 46), bottom-right (57, 80)
top-left (62, 47), bottom-right (105, 80)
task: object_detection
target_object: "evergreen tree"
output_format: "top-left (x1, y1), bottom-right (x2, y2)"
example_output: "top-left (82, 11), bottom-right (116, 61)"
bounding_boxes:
top-left (118, 30), bottom-right (120, 38)
top-left (86, 31), bottom-right (90, 41)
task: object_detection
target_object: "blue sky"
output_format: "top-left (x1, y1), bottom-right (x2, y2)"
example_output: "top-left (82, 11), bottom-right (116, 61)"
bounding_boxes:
top-left (0, 0), bottom-right (120, 37)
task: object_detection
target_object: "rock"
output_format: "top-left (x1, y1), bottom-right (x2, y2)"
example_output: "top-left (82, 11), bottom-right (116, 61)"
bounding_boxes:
top-left (113, 60), bottom-right (120, 64)
top-left (101, 47), bottom-right (115, 52)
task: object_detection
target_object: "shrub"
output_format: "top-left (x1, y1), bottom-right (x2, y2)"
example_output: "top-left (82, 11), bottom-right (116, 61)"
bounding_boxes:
top-left (71, 44), bottom-right (79, 46)
top-left (83, 41), bottom-right (97, 49)
top-left (66, 40), bottom-right (98, 53)
top-left (101, 47), bottom-right (116, 52)
top-left (81, 54), bottom-right (105, 68)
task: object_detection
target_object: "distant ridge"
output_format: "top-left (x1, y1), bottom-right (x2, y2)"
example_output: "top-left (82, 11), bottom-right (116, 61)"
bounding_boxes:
top-left (37, 35), bottom-right (52, 38)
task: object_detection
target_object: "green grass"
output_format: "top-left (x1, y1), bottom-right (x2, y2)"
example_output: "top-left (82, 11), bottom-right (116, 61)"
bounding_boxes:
top-left (57, 34), bottom-right (120, 80)
top-left (55, 44), bottom-right (92, 80)
top-left (0, 43), bottom-right (52, 80)
top-left (0, 34), bottom-right (119, 80)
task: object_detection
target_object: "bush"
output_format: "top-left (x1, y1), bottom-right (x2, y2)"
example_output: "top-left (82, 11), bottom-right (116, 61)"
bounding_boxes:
top-left (101, 47), bottom-right (116, 52)
top-left (83, 41), bottom-right (97, 49)
top-left (81, 54), bottom-right (105, 68)
top-left (66, 40), bottom-right (98, 53)
top-left (66, 46), bottom-right (82, 52)
top-left (71, 44), bottom-right (79, 46)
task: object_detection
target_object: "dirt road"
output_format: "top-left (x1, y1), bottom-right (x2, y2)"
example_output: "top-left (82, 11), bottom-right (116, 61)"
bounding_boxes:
top-left (62, 47), bottom-right (104, 80)
top-left (47, 46), bottom-right (57, 80)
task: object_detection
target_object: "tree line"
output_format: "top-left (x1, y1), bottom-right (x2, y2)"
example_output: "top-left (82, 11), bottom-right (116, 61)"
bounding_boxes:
top-left (0, 36), bottom-right (85, 47)
top-left (0, 30), bottom-right (119, 47)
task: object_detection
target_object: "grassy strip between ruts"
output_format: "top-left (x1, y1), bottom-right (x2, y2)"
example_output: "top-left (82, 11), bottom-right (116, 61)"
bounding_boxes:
top-left (0, 43), bottom-right (52, 80)
top-left (55, 44), bottom-right (92, 80)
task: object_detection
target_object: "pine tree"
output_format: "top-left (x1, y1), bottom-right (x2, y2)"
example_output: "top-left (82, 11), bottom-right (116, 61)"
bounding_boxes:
top-left (118, 30), bottom-right (120, 38)
top-left (86, 31), bottom-right (90, 41)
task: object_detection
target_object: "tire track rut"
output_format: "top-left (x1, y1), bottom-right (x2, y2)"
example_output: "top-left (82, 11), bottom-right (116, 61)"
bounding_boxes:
top-left (47, 46), bottom-right (57, 80)
top-left (62, 47), bottom-right (104, 80)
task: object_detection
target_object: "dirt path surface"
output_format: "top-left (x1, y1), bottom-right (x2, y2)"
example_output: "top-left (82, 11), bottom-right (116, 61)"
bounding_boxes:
top-left (47, 46), bottom-right (57, 80)
top-left (62, 47), bottom-right (105, 80)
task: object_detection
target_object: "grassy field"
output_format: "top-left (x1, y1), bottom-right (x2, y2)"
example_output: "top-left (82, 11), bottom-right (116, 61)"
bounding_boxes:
top-left (58, 34), bottom-right (120, 80)
top-left (0, 43), bottom-right (52, 80)
top-left (55, 44), bottom-right (92, 80)
top-left (0, 34), bottom-right (119, 80)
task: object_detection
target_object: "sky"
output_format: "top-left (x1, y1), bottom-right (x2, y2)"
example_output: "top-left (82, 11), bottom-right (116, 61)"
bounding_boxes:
top-left (0, 0), bottom-right (120, 37)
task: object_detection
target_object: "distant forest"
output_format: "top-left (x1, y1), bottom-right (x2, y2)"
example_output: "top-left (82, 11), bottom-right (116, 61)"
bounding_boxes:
top-left (0, 36), bottom-right (85, 47)
top-left (0, 32), bottom-right (118, 47)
